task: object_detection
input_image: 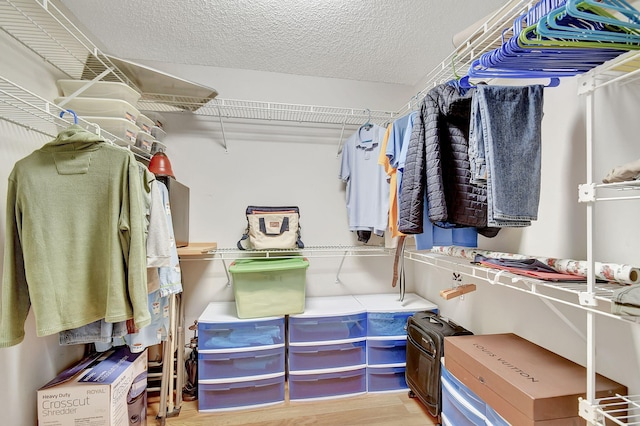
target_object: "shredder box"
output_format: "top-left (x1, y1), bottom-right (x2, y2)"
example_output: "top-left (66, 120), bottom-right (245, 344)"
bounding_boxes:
top-left (37, 347), bottom-right (147, 426)
top-left (229, 257), bottom-right (309, 319)
top-left (444, 333), bottom-right (627, 426)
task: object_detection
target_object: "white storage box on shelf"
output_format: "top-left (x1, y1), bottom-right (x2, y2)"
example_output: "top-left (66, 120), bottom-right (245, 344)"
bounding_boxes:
top-left (151, 140), bottom-right (167, 155)
top-left (56, 79), bottom-right (142, 106)
top-left (150, 125), bottom-right (166, 141)
top-left (135, 130), bottom-right (155, 154)
top-left (143, 111), bottom-right (166, 130)
top-left (136, 114), bottom-right (155, 133)
top-left (353, 293), bottom-right (438, 393)
top-left (54, 97), bottom-right (140, 124)
top-left (81, 116), bottom-right (139, 146)
top-left (197, 301), bottom-right (286, 412)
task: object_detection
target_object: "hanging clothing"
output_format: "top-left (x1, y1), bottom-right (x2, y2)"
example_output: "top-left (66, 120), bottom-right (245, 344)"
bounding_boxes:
top-left (124, 289), bottom-right (170, 353)
top-left (58, 170), bottom-right (174, 350)
top-left (379, 113), bottom-right (417, 238)
top-left (0, 125), bottom-right (150, 347)
top-left (398, 82), bottom-right (495, 238)
top-left (339, 124), bottom-right (390, 236)
top-left (470, 84), bottom-right (544, 227)
top-left (155, 180), bottom-right (183, 297)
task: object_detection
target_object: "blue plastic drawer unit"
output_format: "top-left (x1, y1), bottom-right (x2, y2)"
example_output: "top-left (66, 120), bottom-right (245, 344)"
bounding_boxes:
top-left (366, 365), bottom-right (408, 392)
top-left (198, 345), bottom-right (285, 380)
top-left (288, 296), bottom-right (367, 343)
top-left (353, 293), bottom-right (438, 337)
top-left (288, 366), bottom-right (366, 401)
top-left (197, 302), bottom-right (285, 350)
top-left (441, 364), bottom-right (510, 426)
top-left (366, 337), bottom-right (407, 365)
top-left (288, 339), bottom-right (366, 372)
top-left (198, 373), bottom-right (285, 412)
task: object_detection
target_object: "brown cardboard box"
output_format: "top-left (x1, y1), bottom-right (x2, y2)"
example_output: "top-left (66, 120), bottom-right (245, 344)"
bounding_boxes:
top-left (444, 333), bottom-right (626, 425)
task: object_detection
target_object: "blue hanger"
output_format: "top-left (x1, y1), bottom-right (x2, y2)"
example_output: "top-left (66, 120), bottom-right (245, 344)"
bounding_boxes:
top-left (59, 109), bottom-right (78, 124)
top-left (566, 0), bottom-right (640, 30)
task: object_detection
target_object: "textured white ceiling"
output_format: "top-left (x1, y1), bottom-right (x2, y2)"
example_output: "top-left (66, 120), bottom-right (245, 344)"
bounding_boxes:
top-left (59, 0), bottom-right (507, 86)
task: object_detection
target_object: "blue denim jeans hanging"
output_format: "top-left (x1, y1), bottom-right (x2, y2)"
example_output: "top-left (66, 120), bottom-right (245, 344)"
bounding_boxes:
top-left (471, 85), bottom-right (544, 227)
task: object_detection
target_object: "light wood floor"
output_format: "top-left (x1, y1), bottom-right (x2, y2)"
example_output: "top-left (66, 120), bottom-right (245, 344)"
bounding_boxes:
top-left (146, 391), bottom-right (438, 426)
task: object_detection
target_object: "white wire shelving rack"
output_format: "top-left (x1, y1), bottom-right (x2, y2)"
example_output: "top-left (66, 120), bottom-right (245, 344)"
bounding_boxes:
top-left (572, 49), bottom-right (640, 426)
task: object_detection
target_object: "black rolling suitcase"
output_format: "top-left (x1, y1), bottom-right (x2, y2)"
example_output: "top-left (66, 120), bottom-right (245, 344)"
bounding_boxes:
top-left (405, 311), bottom-right (473, 421)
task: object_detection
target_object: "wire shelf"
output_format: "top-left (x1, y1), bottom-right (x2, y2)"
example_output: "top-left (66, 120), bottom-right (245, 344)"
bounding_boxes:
top-left (208, 245), bottom-right (393, 259)
top-left (593, 394), bottom-right (640, 425)
top-left (405, 251), bottom-right (640, 324)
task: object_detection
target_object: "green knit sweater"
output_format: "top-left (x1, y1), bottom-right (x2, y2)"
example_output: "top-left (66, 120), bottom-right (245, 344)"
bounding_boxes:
top-left (0, 126), bottom-right (151, 347)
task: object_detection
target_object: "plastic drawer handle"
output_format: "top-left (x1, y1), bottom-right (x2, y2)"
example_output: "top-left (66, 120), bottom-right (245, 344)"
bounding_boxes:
top-left (294, 320), bottom-right (319, 326)
top-left (255, 353), bottom-right (276, 359)
top-left (204, 327), bottom-right (232, 332)
top-left (296, 377), bottom-right (320, 382)
top-left (373, 371), bottom-right (397, 376)
top-left (255, 325), bottom-right (281, 330)
top-left (377, 342), bottom-right (402, 348)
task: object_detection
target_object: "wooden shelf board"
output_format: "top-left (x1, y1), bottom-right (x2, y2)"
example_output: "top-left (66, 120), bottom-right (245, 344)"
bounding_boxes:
top-left (177, 242), bottom-right (217, 258)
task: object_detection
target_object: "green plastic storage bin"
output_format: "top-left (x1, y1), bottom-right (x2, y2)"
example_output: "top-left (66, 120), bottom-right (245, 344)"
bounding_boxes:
top-left (229, 257), bottom-right (309, 318)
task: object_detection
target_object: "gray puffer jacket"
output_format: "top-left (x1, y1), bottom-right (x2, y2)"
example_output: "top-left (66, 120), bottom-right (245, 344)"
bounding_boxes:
top-left (398, 83), bottom-right (498, 237)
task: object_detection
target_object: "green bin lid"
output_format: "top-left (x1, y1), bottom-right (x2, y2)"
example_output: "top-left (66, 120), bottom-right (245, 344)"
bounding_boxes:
top-left (229, 257), bottom-right (309, 273)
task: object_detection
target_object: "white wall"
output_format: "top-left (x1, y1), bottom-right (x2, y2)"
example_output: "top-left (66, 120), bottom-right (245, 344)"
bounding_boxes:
top-left (2, 24), bottom-right (640, 426)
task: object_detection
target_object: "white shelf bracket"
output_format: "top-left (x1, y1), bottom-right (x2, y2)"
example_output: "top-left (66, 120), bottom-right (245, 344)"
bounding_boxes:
top-left (336, 111), bottom-right (350, 157)
top-left (579, 292), bottom-right (598, 307)
top-left (55, 68), bottom-right (114, 107)
top-left (215, 103), bottom-right (229, 153)
top-left (222, 259), bottom-right (231, 286)
top-left (335, 251), bottom-right (348, 284)
top-left (578, 397), bottom-right (600, 424)
top-left (578, 183), bottom-right (596, 203)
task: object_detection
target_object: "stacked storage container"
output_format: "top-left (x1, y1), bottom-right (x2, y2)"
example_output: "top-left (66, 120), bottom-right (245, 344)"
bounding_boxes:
top-left (287, 296), bottom-right (367, 401)
top-left (55, 80), bottom-right (142, 148)
top-left (441, 364), bottom-right (509, 426)
top-left (197, 302), bottom-right (286, 411)
top-left (353, 293), bottom-right (438, 393)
